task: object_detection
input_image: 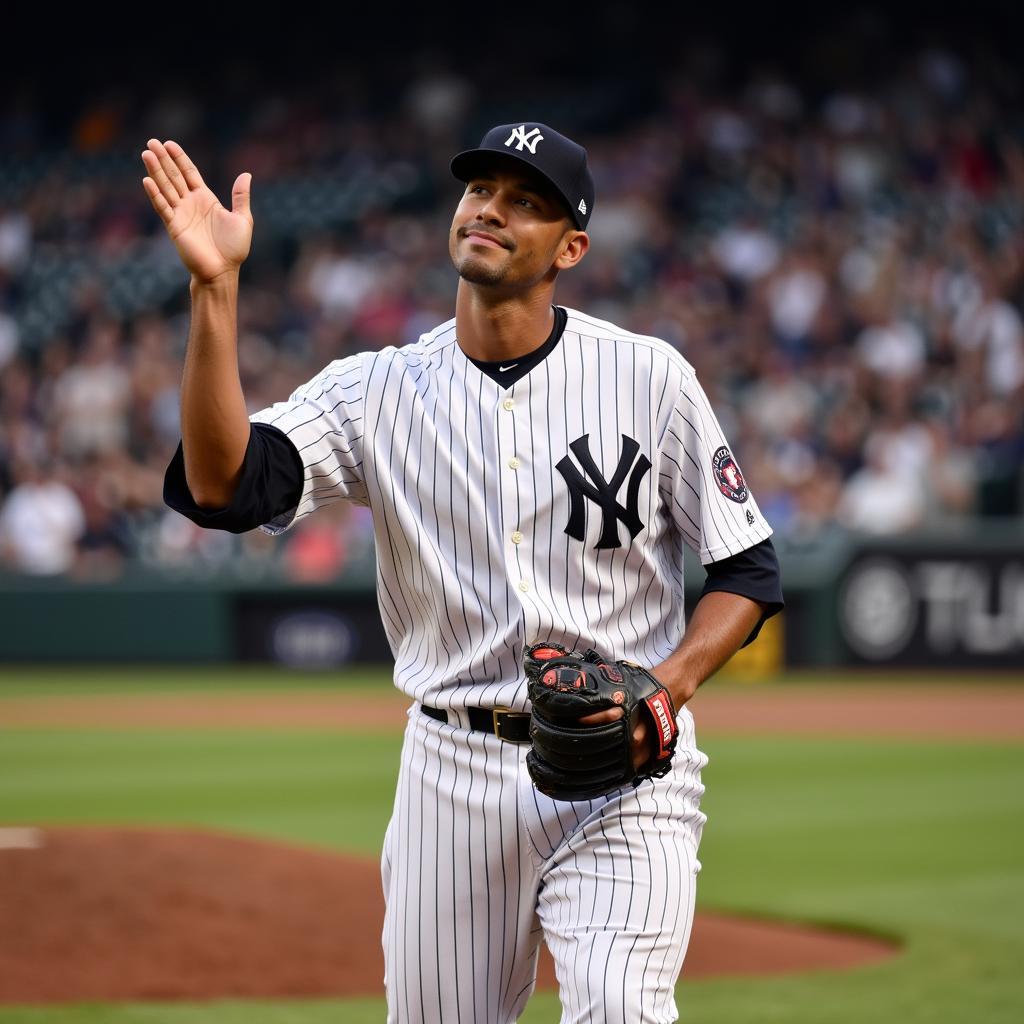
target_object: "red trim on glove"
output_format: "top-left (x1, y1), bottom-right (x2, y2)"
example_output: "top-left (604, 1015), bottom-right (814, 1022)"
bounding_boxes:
top-left (644, 692), bottom-right (677, 760)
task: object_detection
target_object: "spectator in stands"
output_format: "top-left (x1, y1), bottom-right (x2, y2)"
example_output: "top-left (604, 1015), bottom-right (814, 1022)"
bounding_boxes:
top-left (0, 39), bottom-right (1021, 575)
top-left (0, 458), bottom-right (85, 574)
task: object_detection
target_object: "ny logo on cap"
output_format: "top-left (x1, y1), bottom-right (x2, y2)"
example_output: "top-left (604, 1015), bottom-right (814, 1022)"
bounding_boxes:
top-left (505, 125), bottom-right (544, 154)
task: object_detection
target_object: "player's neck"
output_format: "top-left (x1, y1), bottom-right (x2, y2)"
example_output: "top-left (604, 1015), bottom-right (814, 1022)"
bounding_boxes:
top-left (454, 284), bottom-right (555, 363)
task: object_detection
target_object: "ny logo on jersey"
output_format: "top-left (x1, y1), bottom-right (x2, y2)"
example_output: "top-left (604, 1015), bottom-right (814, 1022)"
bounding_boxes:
top-left (556, 434), bottom-right (651, 550)
top-left (505, 125), bottom-right (544, 154)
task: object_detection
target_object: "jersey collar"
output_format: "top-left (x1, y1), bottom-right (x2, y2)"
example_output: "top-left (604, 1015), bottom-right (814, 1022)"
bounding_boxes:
top-left (458, 305), bottom-right (568, 390)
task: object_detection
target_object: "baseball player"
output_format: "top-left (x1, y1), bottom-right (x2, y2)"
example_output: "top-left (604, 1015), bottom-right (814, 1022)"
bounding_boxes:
top-left (142, 121), bottom-right (783, 1023)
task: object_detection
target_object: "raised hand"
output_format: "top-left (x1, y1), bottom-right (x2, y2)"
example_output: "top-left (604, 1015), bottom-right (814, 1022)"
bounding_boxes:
top-left (141, 139), bottom-right (253, 285)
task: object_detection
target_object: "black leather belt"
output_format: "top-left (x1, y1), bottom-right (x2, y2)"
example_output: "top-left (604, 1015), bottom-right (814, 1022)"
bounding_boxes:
top-left (420, 704), bottom-right (532, 742)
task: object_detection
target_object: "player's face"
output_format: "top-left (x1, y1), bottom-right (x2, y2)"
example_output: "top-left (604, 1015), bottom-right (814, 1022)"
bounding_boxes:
top-left (448, 159), bottom-right (586, 291)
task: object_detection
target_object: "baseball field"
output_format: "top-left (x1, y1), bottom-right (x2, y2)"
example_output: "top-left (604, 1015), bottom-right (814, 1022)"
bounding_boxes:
top-left (1, 667), bottom-right (1022, 1023)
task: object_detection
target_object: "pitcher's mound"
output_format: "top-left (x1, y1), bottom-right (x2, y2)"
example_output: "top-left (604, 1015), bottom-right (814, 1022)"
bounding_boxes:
top-left (0, 827), bottom-right (896, 1003)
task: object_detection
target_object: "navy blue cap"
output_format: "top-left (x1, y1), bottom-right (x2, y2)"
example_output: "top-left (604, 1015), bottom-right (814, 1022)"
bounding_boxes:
top-left (450, 122), bottom-right (594, 231)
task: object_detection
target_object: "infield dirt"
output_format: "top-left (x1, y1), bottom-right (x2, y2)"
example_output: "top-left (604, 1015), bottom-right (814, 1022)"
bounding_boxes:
top-left (2, 681), bottom-right (1021, 738)
top-left (0, 826), bottom-right (896, 1003)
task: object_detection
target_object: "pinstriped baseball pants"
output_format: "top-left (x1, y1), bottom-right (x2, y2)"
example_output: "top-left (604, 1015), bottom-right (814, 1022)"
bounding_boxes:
top-left (380, 703), bottom-right (708, 1023)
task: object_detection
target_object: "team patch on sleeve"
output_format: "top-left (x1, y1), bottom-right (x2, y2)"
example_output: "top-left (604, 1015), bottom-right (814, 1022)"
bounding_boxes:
top-left (711, 446), bottom-right (748, 503)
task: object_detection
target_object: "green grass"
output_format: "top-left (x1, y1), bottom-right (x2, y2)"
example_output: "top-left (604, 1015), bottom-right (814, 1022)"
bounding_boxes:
top-left (683, 737), bottom-right (1024, 1022)
top-left (0, 730), bottom-right (401, 854)
top-left (0, 666), bottom-right (400, 699)
top-left (1, 676), bottom-right (1023, 1023)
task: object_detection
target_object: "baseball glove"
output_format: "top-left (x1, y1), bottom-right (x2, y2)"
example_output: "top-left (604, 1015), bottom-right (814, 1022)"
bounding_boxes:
top-left (523, 642), bottom-right (680, 802)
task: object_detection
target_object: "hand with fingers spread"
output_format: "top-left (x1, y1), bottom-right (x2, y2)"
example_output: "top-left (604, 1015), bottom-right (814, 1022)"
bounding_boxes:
top-left (141, 139), bottom-right (253, 285)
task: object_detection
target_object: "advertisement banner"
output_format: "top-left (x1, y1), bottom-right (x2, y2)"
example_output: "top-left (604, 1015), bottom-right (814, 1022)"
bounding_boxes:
top-left (837, 549), bottom-right (1024, 667)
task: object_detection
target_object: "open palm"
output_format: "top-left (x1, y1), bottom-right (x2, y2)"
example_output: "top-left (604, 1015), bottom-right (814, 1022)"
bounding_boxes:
top-left (141, 139), bottom-right (252, 284)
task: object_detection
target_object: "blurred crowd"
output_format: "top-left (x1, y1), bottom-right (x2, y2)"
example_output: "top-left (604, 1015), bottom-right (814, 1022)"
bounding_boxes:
top-left (1, 42), bottom-right (1022, 579)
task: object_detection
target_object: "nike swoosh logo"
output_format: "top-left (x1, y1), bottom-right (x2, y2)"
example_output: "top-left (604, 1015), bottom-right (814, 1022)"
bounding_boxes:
top-left (499, 363), bottom-right (518, 372)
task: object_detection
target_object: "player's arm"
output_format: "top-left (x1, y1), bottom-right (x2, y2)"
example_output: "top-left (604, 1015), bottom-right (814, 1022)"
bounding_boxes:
top-left (583, 589), bottom-right (774, 770)
top-left (650, 590), bottom-right (769, 709)
top-left (698, 536), bottom-right (784, 649)
top-left (141, 139), bottom-right (254, 509)
top-left (651, 537), bottom-right (784, 708)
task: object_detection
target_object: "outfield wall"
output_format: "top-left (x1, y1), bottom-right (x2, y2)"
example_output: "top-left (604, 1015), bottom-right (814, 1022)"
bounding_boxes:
top-left (1, 525), bottom-right (1020, 669)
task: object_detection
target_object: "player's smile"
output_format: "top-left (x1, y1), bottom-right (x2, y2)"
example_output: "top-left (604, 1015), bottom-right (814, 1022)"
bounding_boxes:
top-left (463, 229), bottom-right (509, 248)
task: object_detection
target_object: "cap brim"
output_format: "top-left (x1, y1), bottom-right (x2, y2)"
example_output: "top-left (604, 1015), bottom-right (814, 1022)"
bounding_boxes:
top-left (450, 147), bottom-right (539, 182)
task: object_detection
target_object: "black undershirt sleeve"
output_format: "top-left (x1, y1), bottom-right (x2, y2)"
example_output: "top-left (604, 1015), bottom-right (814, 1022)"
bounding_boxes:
top-left (698, 536), bottom-right (785, 648)
top-left (163, 422), bottom-right (305, 535)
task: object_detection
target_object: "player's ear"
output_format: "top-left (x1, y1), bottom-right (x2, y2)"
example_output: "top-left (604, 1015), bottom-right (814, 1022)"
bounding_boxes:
top-left (554, 230), bottom-right (589, 271)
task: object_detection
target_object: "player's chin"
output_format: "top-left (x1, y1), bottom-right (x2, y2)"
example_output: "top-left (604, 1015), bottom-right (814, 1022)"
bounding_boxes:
top-left (455, 257), bottom-right (510, 287)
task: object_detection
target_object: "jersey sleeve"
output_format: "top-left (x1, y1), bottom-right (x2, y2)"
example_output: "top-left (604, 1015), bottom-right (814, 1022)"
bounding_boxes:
top-left (163, 421), bottom-right (305, 534)
top-left (246, 352), bottom-right (369, 535)
top-left (699, 536), bottom-right (784, 647)
top-left (659, 368), bottom-right (772, 565)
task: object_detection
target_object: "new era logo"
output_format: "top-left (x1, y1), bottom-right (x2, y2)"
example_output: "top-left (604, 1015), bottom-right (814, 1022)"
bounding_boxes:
top-left (578, 199), bottom-right (587, 214)
top-left (505, 125), bottom-right (544, 154)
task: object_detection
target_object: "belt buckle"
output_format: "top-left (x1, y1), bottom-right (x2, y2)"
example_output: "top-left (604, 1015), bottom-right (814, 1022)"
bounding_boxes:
top-left (492, 706), bottom-right (528, 741)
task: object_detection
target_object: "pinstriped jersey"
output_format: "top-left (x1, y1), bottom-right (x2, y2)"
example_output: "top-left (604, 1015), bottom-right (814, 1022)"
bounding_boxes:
top-left (248, 306), bottom-right (772, 710)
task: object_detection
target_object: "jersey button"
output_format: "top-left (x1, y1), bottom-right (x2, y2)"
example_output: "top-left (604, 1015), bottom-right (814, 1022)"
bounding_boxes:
top-left (503, 398), bottom-right (514, 411)
top-left (508, 457), bottom-right (520, 470)
top-left (511, 531), bottom-right (523, 545)
top-left (518, 580), bottom-right (530, 592)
